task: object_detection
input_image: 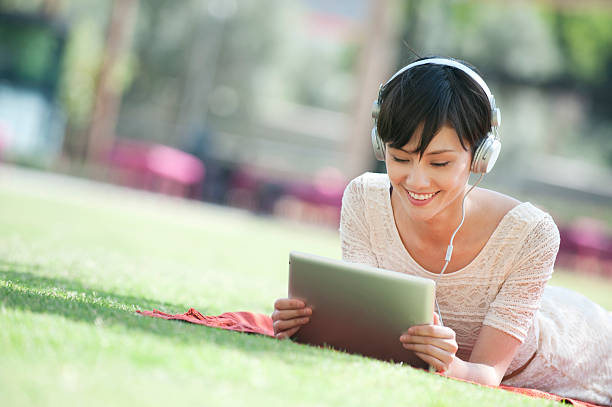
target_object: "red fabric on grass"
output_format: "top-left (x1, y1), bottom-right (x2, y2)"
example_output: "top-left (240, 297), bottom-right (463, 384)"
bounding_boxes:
top-left (136, 308), bottom-right (603, 407)
top-left (136, 308), bottom-right (274, 336)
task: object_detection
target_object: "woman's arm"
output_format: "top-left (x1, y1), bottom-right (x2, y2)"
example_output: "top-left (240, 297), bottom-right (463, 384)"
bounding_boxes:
top-left (449, 325), bottom-right (521, 385)
top-left (400, 315), bottom-right (521, 385)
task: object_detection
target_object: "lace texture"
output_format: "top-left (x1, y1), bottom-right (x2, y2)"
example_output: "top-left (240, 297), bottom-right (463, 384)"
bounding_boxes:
top-left (339, 172), bottom-right (612, 405)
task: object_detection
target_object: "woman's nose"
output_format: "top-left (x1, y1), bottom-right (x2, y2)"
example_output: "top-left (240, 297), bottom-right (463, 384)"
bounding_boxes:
top-left (405, 167), bottom-right (431, 189)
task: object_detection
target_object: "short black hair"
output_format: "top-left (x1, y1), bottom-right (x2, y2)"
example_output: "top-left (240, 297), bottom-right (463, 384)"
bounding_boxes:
top-left (376, 57), bottom-right (492, 157)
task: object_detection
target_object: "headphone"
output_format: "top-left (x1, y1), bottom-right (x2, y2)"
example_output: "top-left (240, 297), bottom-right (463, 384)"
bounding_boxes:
top-left (371, 58), bottom-right (502, 174)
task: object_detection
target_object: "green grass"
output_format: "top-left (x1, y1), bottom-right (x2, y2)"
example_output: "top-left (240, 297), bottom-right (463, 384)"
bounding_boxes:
top-left (1, 167), bottom-right (609, 407)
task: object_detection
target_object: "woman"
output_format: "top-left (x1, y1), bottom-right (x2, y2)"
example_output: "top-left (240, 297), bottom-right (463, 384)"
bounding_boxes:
top-left (272, 57), bottom-right (612, 405)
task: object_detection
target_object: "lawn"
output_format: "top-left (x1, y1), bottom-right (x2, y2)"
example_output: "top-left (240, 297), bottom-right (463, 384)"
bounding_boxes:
top-left (1, 165), bottom-right (609, 407)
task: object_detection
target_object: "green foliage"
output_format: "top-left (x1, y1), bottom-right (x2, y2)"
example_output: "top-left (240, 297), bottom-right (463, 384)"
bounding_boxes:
top-left (0, 0), bottom-right (42, 12)
top-left (408, 0), bottom-right (612, 84)
top-left (0, 23), bottom-right (60, 83)
top-left (398, 0), bottom-right (612, 170)
top-left (410, 1), bottom-right (564, 80)
top-left (556, 11), bottom-right (612, 84)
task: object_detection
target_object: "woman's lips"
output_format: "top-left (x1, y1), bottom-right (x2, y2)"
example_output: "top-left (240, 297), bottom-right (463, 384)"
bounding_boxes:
top-left (404, 189), bottom-right (440, 206)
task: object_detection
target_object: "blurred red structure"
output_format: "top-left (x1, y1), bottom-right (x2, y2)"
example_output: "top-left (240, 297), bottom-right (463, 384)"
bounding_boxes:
top-left (107, 139), bottom-right (205, 199)
top-left (277, 166), bottom-right (346, 226)
top-left (106, 141), bottom-right (347, 227)
top-left (226, 164), bottom-right (347, 227)
top-left (557, 218), bottom-right (612, 278)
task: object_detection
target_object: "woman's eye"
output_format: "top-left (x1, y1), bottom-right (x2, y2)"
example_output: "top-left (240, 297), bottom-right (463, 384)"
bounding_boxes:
top-left (392, 157), bottom-right (410, 163)
top-left (431, 161), bottom-right (450, 167)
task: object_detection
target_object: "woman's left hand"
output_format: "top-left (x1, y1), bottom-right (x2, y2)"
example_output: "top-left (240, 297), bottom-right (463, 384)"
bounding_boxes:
top-left (399, 312), bottom-right (458, 373)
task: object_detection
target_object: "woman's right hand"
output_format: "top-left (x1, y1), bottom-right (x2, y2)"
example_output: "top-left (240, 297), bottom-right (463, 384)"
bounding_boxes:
top-left (271, 298), bottom-right (312, 339)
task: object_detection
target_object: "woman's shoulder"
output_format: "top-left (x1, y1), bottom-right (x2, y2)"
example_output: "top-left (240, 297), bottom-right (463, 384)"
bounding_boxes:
top-left (343, 172), bottom-right (389, 199)
top-left (475, 188), bottom-right (559, 244)
top-left (341, 173), bottom-right (391, 226)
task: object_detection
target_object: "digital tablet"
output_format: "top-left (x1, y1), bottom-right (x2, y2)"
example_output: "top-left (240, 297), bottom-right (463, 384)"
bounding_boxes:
top-left (288, 251), bottom-right (435, 368)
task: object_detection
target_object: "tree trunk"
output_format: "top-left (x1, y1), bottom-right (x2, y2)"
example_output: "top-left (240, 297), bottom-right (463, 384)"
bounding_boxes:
top-left (344, 0), bottom-right (399, 178)
top-left (86, 0), bottom-right (139, 165)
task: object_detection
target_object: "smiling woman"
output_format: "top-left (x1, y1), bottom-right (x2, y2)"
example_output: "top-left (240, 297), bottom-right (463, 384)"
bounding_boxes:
top-left (271, 57), bottom-right (612, 405)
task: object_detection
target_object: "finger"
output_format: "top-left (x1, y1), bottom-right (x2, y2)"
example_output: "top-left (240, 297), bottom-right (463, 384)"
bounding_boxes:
top-left (271, 307), bottom-right (312, 322)
top-left (403, 343), bottom-right (454, 367)
top-left (273, 316), bottom-right (310, 333)
top-left (406, 338), bottom-right (457, 355)
top-left (408, 324), bottom-right (455, 339)
top-left (274, 298), bottom-right (305, 310)
top-left (276, 326), bottom-right (300, 340)
top-left (400, 335), bottom-right (458, 354)
top-left (433, 312), bottom-right (440, 326)
top-left (414, 351), bottom-right (448, 373)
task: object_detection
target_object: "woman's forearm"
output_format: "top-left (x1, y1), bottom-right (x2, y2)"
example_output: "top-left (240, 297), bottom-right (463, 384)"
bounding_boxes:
top-left (446, 357), bottom-right (504, 386)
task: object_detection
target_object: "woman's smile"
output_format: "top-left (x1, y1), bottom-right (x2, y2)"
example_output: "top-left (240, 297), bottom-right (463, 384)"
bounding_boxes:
top-left (405, 189), bottom-right (440, 206)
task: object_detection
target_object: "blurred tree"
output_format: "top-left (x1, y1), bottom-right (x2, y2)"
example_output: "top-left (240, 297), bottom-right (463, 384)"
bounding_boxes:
top-left (554, 10), bottom-right (612, 84)
top-left (85, 0), bottom-right (138, 164)
top-left (0, 0), bottom-right (138, 166)
top-left (394, 0), bottom-right (612, 168)
top-left (58, 17), bottom-right (106, 160)
top-left (551, 8), bottom-right (612, 165)
top-left (0, 12), bottom-right (65, 97)
top-left (0, 0), bottom-right (40, 11)
top-left (115, 0), bottom-right (281, 146)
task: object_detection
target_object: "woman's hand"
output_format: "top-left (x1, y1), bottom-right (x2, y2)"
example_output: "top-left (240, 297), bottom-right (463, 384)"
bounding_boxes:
top-left (399, 313), bottom-right (458, 373)
top-left (271, 298), bottom-right (312, 339)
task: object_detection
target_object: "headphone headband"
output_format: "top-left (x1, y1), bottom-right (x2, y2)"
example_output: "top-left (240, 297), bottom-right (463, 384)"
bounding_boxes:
top-left (374, 57), bottom-right (500, 131)
top-left (381, 58), bottom-right (495, 107)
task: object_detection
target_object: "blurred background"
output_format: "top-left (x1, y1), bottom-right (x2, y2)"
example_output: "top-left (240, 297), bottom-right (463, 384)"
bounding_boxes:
top-left (0, 0), bottom-right (611, 278)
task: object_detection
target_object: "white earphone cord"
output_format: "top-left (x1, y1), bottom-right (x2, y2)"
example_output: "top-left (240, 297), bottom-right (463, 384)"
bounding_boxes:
top-left (434, 173), bottom-right (485, 326)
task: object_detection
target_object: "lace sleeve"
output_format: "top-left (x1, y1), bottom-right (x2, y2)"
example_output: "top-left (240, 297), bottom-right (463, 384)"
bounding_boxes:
top-left (339, 178), bottom-right (379, 267)
top-left (483, 214), bottom-right (561, 342)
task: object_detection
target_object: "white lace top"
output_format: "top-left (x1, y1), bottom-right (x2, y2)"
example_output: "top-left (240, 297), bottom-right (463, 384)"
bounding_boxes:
top-left (339, 172), bottom-right (612, 405)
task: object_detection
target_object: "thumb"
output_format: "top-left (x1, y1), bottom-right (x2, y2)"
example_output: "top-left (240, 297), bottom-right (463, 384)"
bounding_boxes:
top-left (433, 312), bottom-right (441, 325)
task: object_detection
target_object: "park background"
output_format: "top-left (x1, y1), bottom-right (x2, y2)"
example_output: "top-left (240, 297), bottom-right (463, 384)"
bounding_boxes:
top-left (0, 0), bottom-right (611, 406)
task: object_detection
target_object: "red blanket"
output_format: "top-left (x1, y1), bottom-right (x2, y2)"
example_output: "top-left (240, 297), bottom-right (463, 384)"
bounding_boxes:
top-left (136, 308), bottom-right (603, 407)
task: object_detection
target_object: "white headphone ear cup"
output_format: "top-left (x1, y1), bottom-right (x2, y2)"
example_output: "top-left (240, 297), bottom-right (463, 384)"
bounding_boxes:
top-left (371, 127), bottom-right (385, 161)
top-left (492, 107), bottom-right (501, 128)
top-left (471, 134), bottom-right (501, 173)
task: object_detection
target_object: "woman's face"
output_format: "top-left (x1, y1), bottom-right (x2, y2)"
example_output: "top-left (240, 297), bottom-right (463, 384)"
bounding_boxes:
top-left (385, 124), bottom-right (472, 223)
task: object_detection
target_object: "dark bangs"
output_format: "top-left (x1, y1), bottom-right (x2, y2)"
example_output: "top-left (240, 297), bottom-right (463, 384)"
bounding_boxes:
top-left (376, 60), bottom-right (491, 157)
